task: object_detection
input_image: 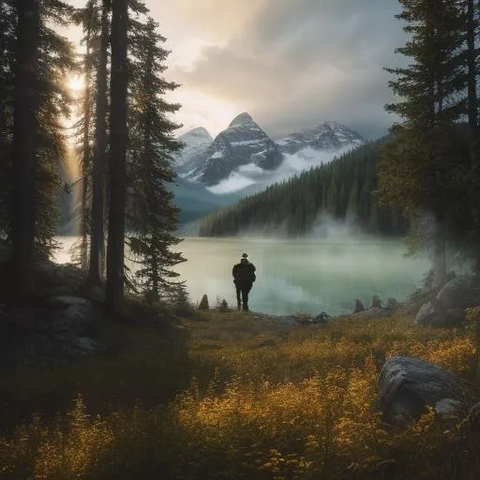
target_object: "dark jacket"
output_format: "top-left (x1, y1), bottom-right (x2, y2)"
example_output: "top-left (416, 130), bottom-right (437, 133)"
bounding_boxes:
top-left (232, 260), bottom-right (256, 285)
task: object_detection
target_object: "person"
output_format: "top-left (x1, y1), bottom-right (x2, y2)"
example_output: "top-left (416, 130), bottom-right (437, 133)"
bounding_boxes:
top-left (232, 253), bottom-right (256, 311)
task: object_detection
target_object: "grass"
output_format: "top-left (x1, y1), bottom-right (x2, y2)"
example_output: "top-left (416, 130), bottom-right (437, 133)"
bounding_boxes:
top-left (0, 306), bottom-right (479, 479)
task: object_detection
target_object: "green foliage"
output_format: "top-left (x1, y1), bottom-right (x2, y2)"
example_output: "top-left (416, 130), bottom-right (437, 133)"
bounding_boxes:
top-left (125, 14), bottom-right (185, 300)
top-left (0, 0), bottom-right (76, 257)
top-left (199, 140), bottom-right (407, 237)
top-left (377, 0), bottom-right (478, 277)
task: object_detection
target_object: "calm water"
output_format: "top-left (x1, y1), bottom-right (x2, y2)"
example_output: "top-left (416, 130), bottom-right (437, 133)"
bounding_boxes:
top-left (55, 236), bottom-right (431, 316)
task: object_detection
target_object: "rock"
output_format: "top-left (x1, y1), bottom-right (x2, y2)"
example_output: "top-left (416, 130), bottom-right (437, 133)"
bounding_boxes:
top-left (85, 286), bottom-right (106, 303)
top-left (47, 296), bottom-right (95, 336)
top-left (434, 398), bottom-right (462, 418)
top-left (413, 276), bottom-right (478, 328)
top-left (35, 262), bottom-right (82, 292)
top-left (69, 336), bottom-right (101, 353)
top-left (312, 312), bottom-right (331, 325)
top-left (436, 276), bottom-right (473, 310)
top-left (386, 298), bottom-right (400, 310)
top-left (413, 301), bottom-right (436, 326)
top-left (371, 295), bottom-right (382, 308)
top-left (354, 299), bottom-right (365, 314)
top-left (378, 356), bottom-right (466, 425)
top-left (198, 294), bottom-right (209, 310)
top-left (414, 301), bottom-right (465, 328)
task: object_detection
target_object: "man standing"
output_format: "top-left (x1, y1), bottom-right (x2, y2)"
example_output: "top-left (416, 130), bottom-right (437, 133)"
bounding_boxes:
top-left (232, 253), bottom-right (256, 311)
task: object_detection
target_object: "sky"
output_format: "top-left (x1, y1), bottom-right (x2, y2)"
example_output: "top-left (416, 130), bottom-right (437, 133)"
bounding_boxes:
top-left (68, 0), bottom-right (407, 140)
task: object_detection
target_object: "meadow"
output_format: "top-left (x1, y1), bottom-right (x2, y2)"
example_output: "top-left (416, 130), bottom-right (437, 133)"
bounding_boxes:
top-left (0, 305), bottom-right (478, 479)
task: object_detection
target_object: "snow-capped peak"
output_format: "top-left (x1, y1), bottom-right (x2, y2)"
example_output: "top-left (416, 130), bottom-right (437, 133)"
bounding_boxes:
top-left (174, 126), bottom-right (214, 171)
top-left (229, 112), bottom-right (255, 127)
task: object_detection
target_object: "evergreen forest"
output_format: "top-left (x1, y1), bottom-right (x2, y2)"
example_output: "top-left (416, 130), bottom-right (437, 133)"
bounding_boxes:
top-left (199, 139), bottom-right (409, 238)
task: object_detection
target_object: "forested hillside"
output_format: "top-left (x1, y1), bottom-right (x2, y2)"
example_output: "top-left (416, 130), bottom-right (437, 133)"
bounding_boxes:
top-left (199, 139), bottom-right (407, 237)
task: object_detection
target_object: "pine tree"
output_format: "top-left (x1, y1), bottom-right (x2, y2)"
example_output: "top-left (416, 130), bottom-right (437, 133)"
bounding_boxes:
top-left (126, 17), bottom-right (185, 301)
top-left (3, 0), bottom-right (74, 300)
top-left (379, 0), bottom-right (470, 288)
top-left (35, 1), bottom-right (75, 258)
top-left (86, 0), bottom-right (110, 285)
top-left (0, 0), bottom-right (16, 239)
top-left (10, 0), bottom-right (40, 299)
top-left (72, 0), bottom-right (103, 269)
top-left (106, 0), bottom-right (128, 316)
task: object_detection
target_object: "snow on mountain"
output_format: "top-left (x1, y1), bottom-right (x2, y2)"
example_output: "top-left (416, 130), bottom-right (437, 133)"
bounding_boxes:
top-left (207, 143), bottom-right (356, 195)
top-left (174, 127), bottom-right (213, 174)
top-left (275, 121), bottom-right (364, 155)
top-left (174, 116), bottom-right (365, 199)
top-left (183, 112), bottom-right (283, 187)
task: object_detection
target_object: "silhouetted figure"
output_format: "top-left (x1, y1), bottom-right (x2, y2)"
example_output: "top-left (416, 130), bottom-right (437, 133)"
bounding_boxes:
top-left (232, 253), bottom-right (256, 311)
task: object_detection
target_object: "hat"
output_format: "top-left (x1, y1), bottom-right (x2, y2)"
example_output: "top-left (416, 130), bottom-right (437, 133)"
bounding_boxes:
top-left (241, 253), bottom-right (248, 258)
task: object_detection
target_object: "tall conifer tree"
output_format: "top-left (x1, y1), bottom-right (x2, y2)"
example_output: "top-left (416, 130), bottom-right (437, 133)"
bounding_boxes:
top-left (378, 0), bottom-right (469, 288)
top-left (106, 0), bottom-right (128, 315)
top-left (11, 0), bottom-right (40, 299)
top-left (126, 17), bottom-right (185, 301)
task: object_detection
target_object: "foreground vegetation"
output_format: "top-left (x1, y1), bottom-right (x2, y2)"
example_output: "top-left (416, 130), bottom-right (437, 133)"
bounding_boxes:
top-left (0, 307), bottom-right (478, 479)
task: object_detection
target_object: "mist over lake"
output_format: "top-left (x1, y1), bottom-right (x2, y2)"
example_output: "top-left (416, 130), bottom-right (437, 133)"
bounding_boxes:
top-left (55, 236), bottom-right (432, 316)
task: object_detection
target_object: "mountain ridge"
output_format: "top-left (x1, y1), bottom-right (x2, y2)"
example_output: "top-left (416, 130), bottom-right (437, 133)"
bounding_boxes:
top-left (175, 114), bottom-right (365, 195)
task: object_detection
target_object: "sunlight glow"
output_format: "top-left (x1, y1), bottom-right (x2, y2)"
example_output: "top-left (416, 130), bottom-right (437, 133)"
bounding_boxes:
top-left (67, 74), bottom-right (86, 96)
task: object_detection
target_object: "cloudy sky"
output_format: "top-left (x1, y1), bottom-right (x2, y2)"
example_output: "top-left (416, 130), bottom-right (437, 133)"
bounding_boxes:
top-left (69, 0), bottom-right (408, 140)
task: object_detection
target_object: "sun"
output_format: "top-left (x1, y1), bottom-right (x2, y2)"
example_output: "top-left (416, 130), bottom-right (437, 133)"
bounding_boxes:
top-left (67, 74), bottom-right (86, 96)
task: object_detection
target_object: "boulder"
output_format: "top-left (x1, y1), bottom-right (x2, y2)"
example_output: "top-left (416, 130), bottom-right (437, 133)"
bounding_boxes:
top-left (413, 301), bottom-right (436, 326)
top-left (378, 356), bottom-right (466, 425)
top-left (47, 296), bottom-right (95, 336)
top-left (312, 311), bottom-right (330, 325)
top-left (69, 336), bottom-right (102, 353)
top-left (436, 276), bottom-right (473, 310)
top-left (354, 299), bottom-right (365, 314)
top-left (386, 298), bottom-right (400, 310)
top-left (371, 295), bottom-right (383, 308)
top-left (414, 301), bottom-right (466, 328)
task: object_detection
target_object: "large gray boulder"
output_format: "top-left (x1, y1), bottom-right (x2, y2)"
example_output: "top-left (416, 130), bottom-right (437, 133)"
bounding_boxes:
top-left (378, 356), bottom-right (467, 425)
top-left (413, 301), bottom-right (436, 326)
top-left (47, 296), bottom-right (95, 336)
top-left (414, 276), bottom-right (474, 328)
top-left (436, 276), bottom-right (472, 310)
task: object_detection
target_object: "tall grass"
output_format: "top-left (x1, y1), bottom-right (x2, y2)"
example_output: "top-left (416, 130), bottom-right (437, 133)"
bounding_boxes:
top-left (0, 310), bottom-right (477, 479)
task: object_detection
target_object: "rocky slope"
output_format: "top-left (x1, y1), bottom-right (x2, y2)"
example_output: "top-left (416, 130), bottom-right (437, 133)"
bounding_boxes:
top-left (183, 112), bottom-right (283, 187)
top-left (174, 126), bottom-right (213, 175)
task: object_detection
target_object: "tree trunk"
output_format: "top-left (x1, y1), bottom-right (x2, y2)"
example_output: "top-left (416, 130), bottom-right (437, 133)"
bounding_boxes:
top-left (79, 23), bottom-right (92, 270)
top-left (467, 0), bottom-right (478, 132)
top-left (468, 0), bottom-right (480, 266)
top-left (11, 0), bottom-right (40, 301)
top-left (86, 0), bottom-right (109, 286)
top-left (106, 0), bottom-right (128, 316)
top-left (432, 235), bottom-right (447, 289)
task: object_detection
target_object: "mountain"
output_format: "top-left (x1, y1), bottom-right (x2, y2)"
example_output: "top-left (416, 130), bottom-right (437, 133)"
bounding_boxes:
top-left (182, 112), bottom-right (283, 187)
top-left (174, 126), bottom-right (213, 175)
top-left (275, 121), bottom-right (364, 155)
top-left (176, 115), bottom-right (365, 196)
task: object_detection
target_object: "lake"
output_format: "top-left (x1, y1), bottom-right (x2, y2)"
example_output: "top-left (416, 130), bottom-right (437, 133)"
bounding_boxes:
top-left (54, 236), bottom-right (432, 316)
